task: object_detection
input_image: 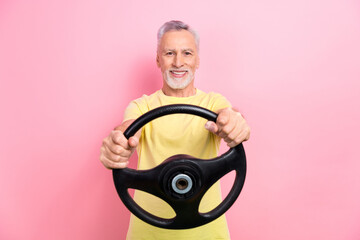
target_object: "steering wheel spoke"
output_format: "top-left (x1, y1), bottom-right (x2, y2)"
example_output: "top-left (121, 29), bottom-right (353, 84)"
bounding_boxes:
top-left (113, 167), bottom-right (167, 200)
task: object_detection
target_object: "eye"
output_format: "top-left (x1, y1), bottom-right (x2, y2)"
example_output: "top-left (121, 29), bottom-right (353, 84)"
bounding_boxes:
top-left (184, 51), bottom-right (192, 56)
top-left (166, 52), bottom-right (174, 56)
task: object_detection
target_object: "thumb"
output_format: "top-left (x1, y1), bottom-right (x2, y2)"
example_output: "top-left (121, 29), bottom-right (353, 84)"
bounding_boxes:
top-left (205, 121), bottom-right (218, 134)
top-left (128, 136), bottom-right (139, 149)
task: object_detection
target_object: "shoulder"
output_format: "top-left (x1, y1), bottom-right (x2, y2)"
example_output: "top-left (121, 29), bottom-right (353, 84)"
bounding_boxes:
top-left (201, 90), bottom-right (231, 105)
top-left (207, 91), bottom-right (226, 100)
top-left (196, 90), bottom-right (231, 112)
top-left (123, 90), bottom-right (161, 122)
top-left (196, 89), bottom-right (224, 99)
top-left (129, 90), bottom-right (162, 112)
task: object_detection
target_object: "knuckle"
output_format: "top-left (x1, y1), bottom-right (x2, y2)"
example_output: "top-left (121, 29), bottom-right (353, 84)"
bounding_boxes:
top-left (218, 131), bottom-right (226, 138)
top-left (112, 161), bottom-right (128, 169)
top-left (99, 155), bottom-right (105, 163)
top-left (227, 132), bottom-right (237, 141)
top-left (235, 135), bottom-right (244, 143)
top-left (118, 162), bottom-right (128, 169)
top-left (112, 155), bottom-right (121, 162)
top-left (100, 145), bottom-right (105, 154)
top-left (242, 127), bottom-right (250, 137)
top-left (102, 137), bottom-right (110, 146)
top-left (224, 137), bottom-right (232, 143)
top-left (100, 156), bottom-right (113, 169)
top-left (115, 146), bottom-right (124, 155)
top-left (102, 145), bottom-right (112, 156)
top-left (106, 161), bottom-right (116, 169)
top-left (217, 117), bottom-right (227, 125)
top-left (222, 125), bottom-right (232, 134)
top-left (112, 131), bottom-right (123, 143)
top-left (118, 154), bottom-right (126, 161)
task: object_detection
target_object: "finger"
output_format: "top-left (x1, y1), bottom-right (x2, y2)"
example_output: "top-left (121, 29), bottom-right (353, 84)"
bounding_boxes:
top-left (227, 130), bottom-right (250, 148)
top-left (128, 136), bottom-right (139, 149)
top-left (223, 119), bottom-right (241, 142)
top-left (216, 109), bottom-right (231, 127)
top-left (222, 111), bottom-right (247, 140)
top-left (215, 109), bottom-right (231, 137)
top-left (100, 154), bottom-right (129, 169)
top-left (218, 116), bottom-right (237, 139)
top-left (102, 144), bottom-right (131, 162)
top-left (111, 130), bottom-right (123, 144)
top-left (205, 121), bottom-right (218, 134)
top-left (103, 140), bottom-right (132, 157)
top-left (236, 119), bottom-right (251, 141)
top-left (111, 131), bottom-right (132, 149)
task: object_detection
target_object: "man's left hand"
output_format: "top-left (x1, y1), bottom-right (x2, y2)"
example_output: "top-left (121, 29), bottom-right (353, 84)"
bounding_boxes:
top-left (205, 108), bottom-right (250, 147)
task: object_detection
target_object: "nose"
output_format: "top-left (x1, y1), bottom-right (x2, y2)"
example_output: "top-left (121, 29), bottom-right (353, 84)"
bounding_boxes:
top-left (173, 54), bottom-right (184, 68)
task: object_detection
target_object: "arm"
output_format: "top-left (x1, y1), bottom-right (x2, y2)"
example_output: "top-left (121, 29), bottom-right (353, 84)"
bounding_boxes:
top-left (100, 119), bottom-right (142, 169)
top-left (205, 108), bottom-right (250, 148)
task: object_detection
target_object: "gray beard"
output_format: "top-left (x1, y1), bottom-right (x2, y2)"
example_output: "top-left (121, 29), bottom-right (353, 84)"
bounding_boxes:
top-left (163, 70), bottom-right (194, 89)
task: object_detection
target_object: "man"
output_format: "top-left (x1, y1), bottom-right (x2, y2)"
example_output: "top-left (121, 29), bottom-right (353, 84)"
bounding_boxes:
top-left (100, 20), bottom-right (250, 240)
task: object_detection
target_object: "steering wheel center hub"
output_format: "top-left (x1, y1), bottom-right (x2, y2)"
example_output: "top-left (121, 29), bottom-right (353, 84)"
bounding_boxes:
top-left (160, 160), bottom-right (202, 200)
top-left (172, 173), bottom-right (193, 194)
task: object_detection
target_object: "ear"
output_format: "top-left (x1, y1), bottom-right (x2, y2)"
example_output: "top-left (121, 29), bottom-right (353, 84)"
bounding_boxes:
top-left (156, 54), bottom-right (160, 68)
top-left (196, 55), bottom-right (200, 69)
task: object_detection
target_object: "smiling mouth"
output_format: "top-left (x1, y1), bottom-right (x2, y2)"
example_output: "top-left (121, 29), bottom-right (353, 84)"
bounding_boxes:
top-left (170, 70), bottom-right (188, 78)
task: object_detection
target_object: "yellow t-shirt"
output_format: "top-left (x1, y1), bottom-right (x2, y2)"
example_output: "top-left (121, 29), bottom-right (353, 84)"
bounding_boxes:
top-left (123, 89), bottom-right (232, 240)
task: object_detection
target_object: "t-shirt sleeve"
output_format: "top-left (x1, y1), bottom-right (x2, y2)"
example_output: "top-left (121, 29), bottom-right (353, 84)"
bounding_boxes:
top-left (122, 96), bottom-right (148, 123)
top-left (210, 92), bottom-right (232, 113)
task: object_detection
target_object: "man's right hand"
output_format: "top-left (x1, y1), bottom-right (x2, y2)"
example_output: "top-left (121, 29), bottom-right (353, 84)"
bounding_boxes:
top-left (100, 120), bottom-right (139, 169)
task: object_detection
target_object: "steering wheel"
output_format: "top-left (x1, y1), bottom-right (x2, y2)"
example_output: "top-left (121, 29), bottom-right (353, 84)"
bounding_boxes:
top-left (113, 104), bottom-right (246, 229)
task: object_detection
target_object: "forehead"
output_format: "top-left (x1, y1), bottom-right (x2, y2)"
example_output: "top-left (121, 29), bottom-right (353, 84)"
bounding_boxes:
top-left (159, 30), bottom-right (197, 51)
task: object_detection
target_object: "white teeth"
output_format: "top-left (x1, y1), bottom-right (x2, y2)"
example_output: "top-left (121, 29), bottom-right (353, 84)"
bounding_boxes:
top-left (171, 71), bottom-right (186, 75)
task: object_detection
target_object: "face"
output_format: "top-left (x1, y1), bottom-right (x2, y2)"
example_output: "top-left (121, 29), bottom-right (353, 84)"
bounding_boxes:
top-left (157, 30), bottom-right (200, 90)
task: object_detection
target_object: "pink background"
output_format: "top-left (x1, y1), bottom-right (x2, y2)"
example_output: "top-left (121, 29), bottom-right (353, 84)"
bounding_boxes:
top-left (1, 0), bottom-right (360, 239)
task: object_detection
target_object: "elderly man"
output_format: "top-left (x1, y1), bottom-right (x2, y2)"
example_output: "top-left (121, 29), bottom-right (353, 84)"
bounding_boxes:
top-left (100, 20), bottom-right (250, 240)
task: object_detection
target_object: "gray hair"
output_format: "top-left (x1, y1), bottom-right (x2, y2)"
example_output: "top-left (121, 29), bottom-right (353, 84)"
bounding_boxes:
top-left (157, 20), bottom-right (199, 51)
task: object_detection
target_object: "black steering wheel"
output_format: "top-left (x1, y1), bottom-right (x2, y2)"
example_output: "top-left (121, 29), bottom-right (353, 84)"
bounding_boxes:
top-left (113, 104), bottom-right (246, 229)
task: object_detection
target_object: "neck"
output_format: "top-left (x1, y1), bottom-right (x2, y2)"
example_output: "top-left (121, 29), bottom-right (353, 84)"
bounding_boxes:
top-left (162, 85), bottom-right (196, 97)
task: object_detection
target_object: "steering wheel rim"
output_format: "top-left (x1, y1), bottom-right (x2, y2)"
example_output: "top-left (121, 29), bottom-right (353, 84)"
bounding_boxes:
top-left (113, 104), bottom-right (246, 229)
